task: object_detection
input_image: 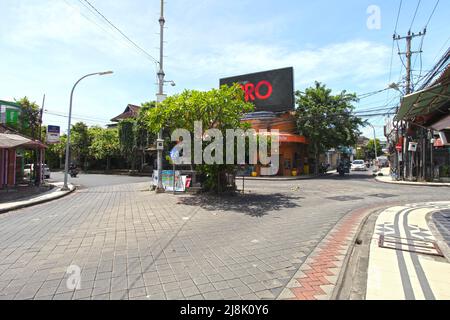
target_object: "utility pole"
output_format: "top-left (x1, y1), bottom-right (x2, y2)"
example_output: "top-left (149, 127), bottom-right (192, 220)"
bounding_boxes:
top-left (394, 29), bottom-right (426, 180)
top-left (36, 94), bottom-right (45, 186)
top-left (156, 0), bottom-right (166, 193)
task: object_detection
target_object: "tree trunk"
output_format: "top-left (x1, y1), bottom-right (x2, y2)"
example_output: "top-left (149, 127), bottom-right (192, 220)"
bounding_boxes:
top-left (106, 157), bottom-right (111, 171)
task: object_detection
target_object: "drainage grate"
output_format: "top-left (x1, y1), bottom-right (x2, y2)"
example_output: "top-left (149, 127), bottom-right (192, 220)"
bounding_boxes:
top-left (369, 193), bottom-right (398, 198)
top-left (378, 235), bottom-right (444, 257)
top-left (327, 196), bottom-right (364, 202)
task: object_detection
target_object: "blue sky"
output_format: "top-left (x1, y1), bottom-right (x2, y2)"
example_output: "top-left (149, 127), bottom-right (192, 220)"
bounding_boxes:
top-left (1, 0), bottom-right (449, 139)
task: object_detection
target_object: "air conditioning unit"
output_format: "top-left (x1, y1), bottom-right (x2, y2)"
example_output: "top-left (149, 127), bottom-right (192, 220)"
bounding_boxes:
top-left (439, 131), bottom-right (450, 146)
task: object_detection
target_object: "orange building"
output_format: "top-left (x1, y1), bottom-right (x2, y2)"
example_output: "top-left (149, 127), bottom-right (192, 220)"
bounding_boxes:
top-left (242, 111), bottom-right (309, 176)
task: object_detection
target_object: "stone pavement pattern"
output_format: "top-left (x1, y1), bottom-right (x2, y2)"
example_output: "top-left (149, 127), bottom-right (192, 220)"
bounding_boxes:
top-left (366, 202), bottom-right (450, 300)
top-left (0, 182), bottom-right (339, 300)
top-left (0, 173), bottom-right (448, 300)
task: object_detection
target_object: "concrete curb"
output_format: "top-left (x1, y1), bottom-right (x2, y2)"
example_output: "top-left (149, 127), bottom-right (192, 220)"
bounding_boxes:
top-left (242, 172), bottom-right (333, 181)
top-left (375, 176), bottom-right (450, 187)
top-left (332, 201), bottom-right (407, 300)
top-left (0, 184), bottom-right (76, 214)
top-left (331, 206), bottom-right (381, 300)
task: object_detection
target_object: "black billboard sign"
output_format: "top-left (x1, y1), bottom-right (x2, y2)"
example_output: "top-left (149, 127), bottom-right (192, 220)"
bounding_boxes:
top-left (220, 67), bottom-right (294, 112)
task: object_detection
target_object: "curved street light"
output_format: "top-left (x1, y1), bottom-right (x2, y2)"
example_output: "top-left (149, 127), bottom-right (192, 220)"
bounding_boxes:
top-left (62, 71), bottom-right (114, 191)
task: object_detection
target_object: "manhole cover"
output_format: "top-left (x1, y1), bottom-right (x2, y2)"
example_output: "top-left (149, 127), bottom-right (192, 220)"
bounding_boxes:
top-left (369, 193), bottom-right (398, 198)
top-left (378, 235), bottom-right (444, 257)
top-left (327, 196), bottom-right (364, 202)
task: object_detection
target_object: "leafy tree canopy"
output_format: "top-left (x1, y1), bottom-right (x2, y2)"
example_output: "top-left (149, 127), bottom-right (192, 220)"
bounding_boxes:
top-left (295, 82), bottom-right (364, 174)
top-left (14, 97), bottom-right (41, 138)
top-left (143, 84), bottom-right (254, 192)
top-left (366, 138), bottom-right (383, 159)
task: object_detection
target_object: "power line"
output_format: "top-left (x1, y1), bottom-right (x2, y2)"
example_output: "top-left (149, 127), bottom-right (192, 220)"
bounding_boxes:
top-left (394, 0), bottom-right (403, 33)
top-left (81, 0), bottom-right (159, 64)
top-left (44, 110), bottom-right (110, 124)
top-left (386, 0), bottom-right (403, 109)
top-left (424, 0), bottom-right (440, 28)
top-left (357, 87), bottom-right (391, 99)
top-left (409, 0), bottom-right (422, 31)
top-left (62, 0), bottom-right (158, 65)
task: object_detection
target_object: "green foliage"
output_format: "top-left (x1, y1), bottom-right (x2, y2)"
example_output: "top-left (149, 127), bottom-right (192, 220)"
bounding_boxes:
top-left (366, 139), bottom-right (383, 159)
top-left (295, 82), bottom-right (364, 174)
top-left (143, 84), bottom-right (254, 192)
top-left (89, 127), bottom-right (119, 170)
top-left (89, 127), bottom-right (119, 159)
top-left (70, 122), bottom-right (90, 168)
top-left (46, 134), bottom-right (67, 169)
top-left (355, 148), bottom-right (366, 160)
top-left (118, 119), bottom-right (136, 168)
top-left (144, 84), bottom-right (253, 134)
top-left (14, 97), bottom-right (41, 138)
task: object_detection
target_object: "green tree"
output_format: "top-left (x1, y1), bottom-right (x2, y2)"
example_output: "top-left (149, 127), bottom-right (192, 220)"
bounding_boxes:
top-left (355, 147), bottom-right (366, 160)
top-left (70, 122), bottom-right (90, 169)
top-left (366, 139), bottom-right (383, 160)
top-left (47, 134), bottom-right (67, 169)
top-left (118, 119), bottom-right (136, 169)
top-left (89, 127), bottom-right (120, 171)
top-left (143, 84), bottom-right (254, 192)
top-left (295, 82), bottom-right (364, 175)
top-left (14, 97), bottom-right (41, 138)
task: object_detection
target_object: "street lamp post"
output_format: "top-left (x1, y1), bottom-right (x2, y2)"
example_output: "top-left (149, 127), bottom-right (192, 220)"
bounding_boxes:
top-left (62, 71), bottom-right (113, 191)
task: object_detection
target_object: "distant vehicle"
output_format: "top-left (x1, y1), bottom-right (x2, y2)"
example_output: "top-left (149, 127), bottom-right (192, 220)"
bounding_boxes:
top-left (23, 164), bottom-right (51, 179)
top-left (351, 160), bottom-right (367, 171)
top-left (337, 160), bottom-right (351, 176)
top-left (376, 156), bottom-right (389, 168)
top-left (69, 164), bottom-right (79, 178)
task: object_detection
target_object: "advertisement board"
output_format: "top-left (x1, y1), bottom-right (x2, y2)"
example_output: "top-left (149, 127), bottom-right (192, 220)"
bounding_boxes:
top-left (153, 170), bottom-right (187, 192)
top-left (46, 125), bottom-right (60, 144)
top-left (0, 101), bottom-right (21, 125)
top-left (220, 67), bottom-right (294, 112)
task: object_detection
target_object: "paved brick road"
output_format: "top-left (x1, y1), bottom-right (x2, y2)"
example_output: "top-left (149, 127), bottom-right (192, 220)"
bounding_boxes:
top-left (0, 173), bottom-right (447, 300)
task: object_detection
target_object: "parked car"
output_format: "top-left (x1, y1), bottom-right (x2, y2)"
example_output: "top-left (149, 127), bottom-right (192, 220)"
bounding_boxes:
top-left (23, 164), bottom-right (51, 179)
top-left (351, 160), bottom-right (367, 171)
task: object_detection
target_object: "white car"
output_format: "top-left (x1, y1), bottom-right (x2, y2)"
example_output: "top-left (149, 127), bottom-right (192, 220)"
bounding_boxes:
top-left (351, 160), bottom-right (367, 171)
top-left (24, 164), bottom-right (51, 179)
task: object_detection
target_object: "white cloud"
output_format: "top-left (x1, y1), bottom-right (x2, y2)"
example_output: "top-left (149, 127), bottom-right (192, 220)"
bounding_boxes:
top-left (168, 40), bottom-right (391, 90)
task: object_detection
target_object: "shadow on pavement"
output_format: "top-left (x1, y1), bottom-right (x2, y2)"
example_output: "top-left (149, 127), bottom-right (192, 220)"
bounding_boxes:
top-left (319, 172), bottom-right (376, 181)
top-left (178, 192), bottom-right (302, 217)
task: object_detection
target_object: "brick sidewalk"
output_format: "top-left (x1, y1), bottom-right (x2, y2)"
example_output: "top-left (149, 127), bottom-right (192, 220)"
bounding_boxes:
top-left (278, 206), bottom-right (375, 300)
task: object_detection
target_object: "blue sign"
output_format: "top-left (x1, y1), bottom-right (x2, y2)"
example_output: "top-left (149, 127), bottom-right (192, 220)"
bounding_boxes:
top-left (46, 125), bottom-right (60, 144)
top-left (47, 125), bottom-right (60, 133)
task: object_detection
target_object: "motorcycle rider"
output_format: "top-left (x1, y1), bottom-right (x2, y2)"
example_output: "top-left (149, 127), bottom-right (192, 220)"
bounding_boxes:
top-left (69, 163), bottom-right (78, 177)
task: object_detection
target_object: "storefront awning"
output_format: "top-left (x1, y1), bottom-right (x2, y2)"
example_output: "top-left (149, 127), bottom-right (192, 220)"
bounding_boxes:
top-left (257, 132), bottom-right (308, 144)
top-left (0, 133), bottom-right (46, 149)
top-left (395, 81), bottom-right (450, 121)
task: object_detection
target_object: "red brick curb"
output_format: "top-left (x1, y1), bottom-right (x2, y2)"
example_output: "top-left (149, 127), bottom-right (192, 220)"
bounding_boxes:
top-left (277, 204), bottom-right (388, 300)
